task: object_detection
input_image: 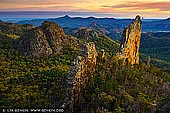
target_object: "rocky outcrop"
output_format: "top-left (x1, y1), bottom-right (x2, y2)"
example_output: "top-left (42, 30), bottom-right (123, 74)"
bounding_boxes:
top-left (41, 21), bottom-right (68, 53)
top-left (118, 15), bottom-right (142, 65)
top-left (66, 42), bottom-right (98, 111)
top-left (18, 21), bottom-right (69, 57)
top-left (84, 42), bottom-right (98, 67)
top-left (74, 27), bottom-right (99, 41)
top-left (74, 27), bottom-right (119, 54)
top-left (18, 27), bottom-right (53, 56)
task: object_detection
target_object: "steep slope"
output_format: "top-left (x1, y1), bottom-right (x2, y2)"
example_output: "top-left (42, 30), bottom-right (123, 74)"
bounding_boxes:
top-left (74, 27), bottom-right (120, 56)
top-left (40, 21), bottom-right (69, 54)
top-left (18, 27), bottom-right (53, 56)
top-left (17, 21), bottom-right (71, 57)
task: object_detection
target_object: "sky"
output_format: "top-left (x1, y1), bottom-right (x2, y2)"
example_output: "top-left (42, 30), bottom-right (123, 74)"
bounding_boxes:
top-left (0, 0), bottom-right (170, 18)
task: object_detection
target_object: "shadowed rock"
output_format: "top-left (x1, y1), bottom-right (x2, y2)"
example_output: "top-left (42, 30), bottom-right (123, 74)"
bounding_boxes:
top-left (18, 21), bottom-right (69, 57)
top-left (66, 42), bottom-right (98, 112)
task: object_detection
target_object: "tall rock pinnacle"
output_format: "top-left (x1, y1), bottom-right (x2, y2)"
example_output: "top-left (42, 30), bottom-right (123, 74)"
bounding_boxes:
top-left (72, 42), bottom-right (98, 106)
top-left (66, 42), bottom-right (98, 112)
top-left (119, 15), bottom-right (142, 65)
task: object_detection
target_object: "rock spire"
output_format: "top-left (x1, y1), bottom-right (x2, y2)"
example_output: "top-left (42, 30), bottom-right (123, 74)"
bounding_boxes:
top-left (119, 15), bottom-right (142, 65)
top-left (66, 42), bottom-right (98, 111)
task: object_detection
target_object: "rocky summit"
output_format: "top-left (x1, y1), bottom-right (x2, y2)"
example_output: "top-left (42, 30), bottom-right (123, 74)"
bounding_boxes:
top-left (17, 21), bottom-right (69, 57)
top-left (118, 15), bottom-right (142, 65)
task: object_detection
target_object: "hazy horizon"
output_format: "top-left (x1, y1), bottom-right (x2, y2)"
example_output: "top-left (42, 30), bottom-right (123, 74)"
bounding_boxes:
top-left (0, 11), bottom-right (169, 19)
top-left (0, 0), bottom-right (170, 19)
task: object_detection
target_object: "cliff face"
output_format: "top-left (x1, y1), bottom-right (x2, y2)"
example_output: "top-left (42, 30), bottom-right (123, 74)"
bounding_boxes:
top-left (18, 21), bottom-right (69, 57)
top-left (84, 42), bottom-right (98, 67)
top-left (67, 42), bottom-right (98, 110)
top-left (18, 27), bottom-right (53, 56)
top-left (41, 21), bottom-right (68, 53)
top-left (119, 15), bottom-right (142, 65)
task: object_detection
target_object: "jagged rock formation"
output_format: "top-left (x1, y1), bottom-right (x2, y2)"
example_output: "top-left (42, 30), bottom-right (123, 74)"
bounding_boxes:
top-left (18, 27), bottom-right (53, 56)
top-left (17, 21), bottom-right (69, 57)
top-left (118, 15), bottom-right (142, 65)
top-left (66, 42), bottom-right (98, 112)
top-left (84, 42), bottom-right (98, 67)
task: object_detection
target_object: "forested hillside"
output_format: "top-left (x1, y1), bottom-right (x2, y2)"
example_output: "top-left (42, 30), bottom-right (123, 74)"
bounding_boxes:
top-left (140, 32), bottom-right (170, 73)
top-left (0, 20), bottom-right (169, 113)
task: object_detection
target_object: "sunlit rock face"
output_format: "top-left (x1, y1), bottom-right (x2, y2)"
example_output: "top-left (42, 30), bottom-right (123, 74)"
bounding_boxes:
top-left (119, 15), bottom-right (142, 65)
top-left (84, 42), bottom-right (98, 68)
top-left (73, 42), bottom-right (98, 102)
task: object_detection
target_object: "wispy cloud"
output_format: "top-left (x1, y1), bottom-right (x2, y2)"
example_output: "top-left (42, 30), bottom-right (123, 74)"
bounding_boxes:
top-left (101, 2), bottom-right (170, 11)
top-left (0, 0), bottom-right (170, 18)
top-left (0, 6), bottom-right (87, 12)
top-left (0, 0), bottom-right (85, 4)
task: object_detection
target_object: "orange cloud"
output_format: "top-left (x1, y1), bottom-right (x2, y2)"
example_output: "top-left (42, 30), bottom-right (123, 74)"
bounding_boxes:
top-left (0, 0), bottom-right (169, 18)
top-left (101, 2), bottom-right (170, 11)
top-left (96, 1), bottom-right (170, 18)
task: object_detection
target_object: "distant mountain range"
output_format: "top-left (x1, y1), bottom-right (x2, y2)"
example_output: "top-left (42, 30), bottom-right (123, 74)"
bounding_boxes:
top-left (16, 15), bottom-right (170, 32)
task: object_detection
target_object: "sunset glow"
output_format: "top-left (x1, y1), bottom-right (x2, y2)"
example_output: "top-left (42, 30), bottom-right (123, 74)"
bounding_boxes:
top-left (0, 0), bottom-right (170, 18)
